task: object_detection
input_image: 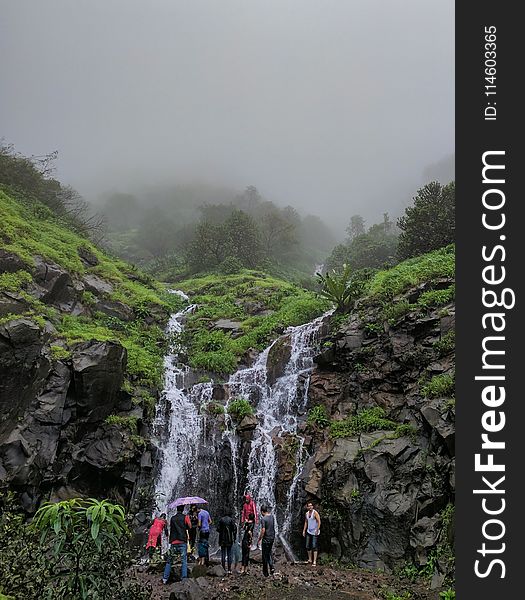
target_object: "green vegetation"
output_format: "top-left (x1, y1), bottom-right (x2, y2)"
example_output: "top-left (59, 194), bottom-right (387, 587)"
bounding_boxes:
top-left (0, 269), bottom-right (33, 292)
top-left (0, 189), bottom-right (185, 388)
top-left (227, 397), bottom-right (254, 421)
top-left (0, 494), bottom-right (149, 599)
top-left (397, 181), bottom-right (455, 260)
top-left (439, 589), bottom-right (455, 599)
top-left (307, 405), bottom-right (330, 428)
top-left (330, 407), bottom-right (397, 438)
top-left (434, 330), bottom-right (455, 356)
top-left (105, 415), bottom-right (139, 434)
top-left (368, 245), bottom-right (455, 301)
top-left (421, 373), bottom-right (455, 399)
top-left (379, 586), bottom-right (412, 600)
top-left (177, 271), bottom-right (328, 376)
top-left (49, 345), bottom-right (72, 361)
top-left (316, 264), bottom-right (372, 313)
top-left (204, 401), bottom-right (226, 416)
top-left (324, 213), bottom-right (398, 273)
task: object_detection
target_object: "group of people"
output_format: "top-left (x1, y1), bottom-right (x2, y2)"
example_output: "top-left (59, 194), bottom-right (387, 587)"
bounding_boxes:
top-left (145, 493), bottom-right (322, 584)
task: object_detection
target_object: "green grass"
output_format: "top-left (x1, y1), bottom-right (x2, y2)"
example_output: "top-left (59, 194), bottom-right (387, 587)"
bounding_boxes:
top-left (0, 191), bottom-right (177, 387)
top-left (105, 415), bottom-right (139, 434)
top-left (368, 245), bottom-right (455, 300)
top-left (330, 407), bottom-right (397, 438)
top-left (176, 271), bottom-right (328, 376)
top-left (421, 373), bottom-right (455, 398)
top-left (0, 270), bottom-right (33, 292)
top-left (433, 330), bottom-right (455, 356)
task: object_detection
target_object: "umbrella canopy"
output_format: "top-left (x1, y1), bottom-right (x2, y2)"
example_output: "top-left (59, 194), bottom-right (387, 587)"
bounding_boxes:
top-left (167, 496), bottom-right (207, 509)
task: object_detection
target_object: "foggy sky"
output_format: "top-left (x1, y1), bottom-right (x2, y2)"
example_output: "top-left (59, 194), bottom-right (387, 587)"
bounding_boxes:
top-left (0, 0), bottom-right (454, 234)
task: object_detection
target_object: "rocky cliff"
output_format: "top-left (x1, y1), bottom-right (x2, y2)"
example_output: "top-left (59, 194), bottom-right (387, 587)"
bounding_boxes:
top-left (286, 273), bottom-right (455, 581)
top-left (0, 190), bottom-right (177, 513)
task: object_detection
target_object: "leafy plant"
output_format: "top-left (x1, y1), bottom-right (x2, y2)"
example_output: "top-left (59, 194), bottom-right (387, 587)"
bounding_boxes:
top-left (439, 589), bottom-right (455, 599)
top-left (228, 397), bottom-right (254, 421)
top-left (316, 264), bottom-right (367, 313)
top-left (421, 373), bottom-right (455, 398)
top-left (307, 405), bottom-right (330, 428)
top-left (330, 407), bottom-right (397, 438)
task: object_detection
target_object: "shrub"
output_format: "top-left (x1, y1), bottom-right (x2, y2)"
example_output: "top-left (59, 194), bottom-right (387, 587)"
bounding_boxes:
top-left (434, 330), bottom-right (455, 356)
top-left (316, 264), bottom-right (369, 313)
top-left (228, 397), bottom-right (254, 421)
top-left (307, 405), bottom-right (330, 428)
top-left (421, 373), bottom-right (455, 398)
top-left (105, 415), bottom-right (139, 434)
top-left (219, 256), bottom-right (243, 274)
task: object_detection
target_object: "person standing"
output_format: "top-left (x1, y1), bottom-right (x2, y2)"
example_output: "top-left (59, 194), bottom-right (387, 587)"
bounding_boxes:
top-left (217, 511), bottom-right (237, 575)
top-left (163, 505), bottom-right (191, 583)
top-left (188, 505), bottom-right (199, 556)
top-left (196, 504), bottom-right (212, 566)
top-left (302, 501), bottom-right (321, 566)
top-left (240, 512), bottom-right (255, 574)
top-left (257, 505), bottom-right (275, 577)
top-left (145, 512), bottom-right (167, 559)
top-left (241, 493), bottom-right (258, 525)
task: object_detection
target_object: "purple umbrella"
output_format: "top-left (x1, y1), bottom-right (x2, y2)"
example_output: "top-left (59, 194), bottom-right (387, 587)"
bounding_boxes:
top-left (167, 496), bottom-right (207, 509)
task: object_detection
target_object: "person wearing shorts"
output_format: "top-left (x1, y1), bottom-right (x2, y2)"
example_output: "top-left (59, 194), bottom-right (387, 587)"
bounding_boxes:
top-left (302, 501), bottom-right (321, 566)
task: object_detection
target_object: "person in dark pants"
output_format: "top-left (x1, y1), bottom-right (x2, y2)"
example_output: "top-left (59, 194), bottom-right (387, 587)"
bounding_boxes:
top-left (217, 511), bottom-right (237, 574)
top-left (188, 504), bottom-right (199, 556)
top-left (240, 512), bottom-right (255, 574)
top-left (257, 505), bottom-right (275, 577)
top-left (162, 505), bottom-right (191, 583)
top-left (197, 504), bottom-right (212, 566)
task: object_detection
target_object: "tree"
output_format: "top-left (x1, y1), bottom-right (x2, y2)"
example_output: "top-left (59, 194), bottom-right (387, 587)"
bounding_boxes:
top-left (226, 209), bottom-right (262, 268)
top-left (346, 215), bottom-right (365, 242)
top-left (397, 181), bottom-right (455, 259)
top-left (259, 209), bottom-right (297, 259)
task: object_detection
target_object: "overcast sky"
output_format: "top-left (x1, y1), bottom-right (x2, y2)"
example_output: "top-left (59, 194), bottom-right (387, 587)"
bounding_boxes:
top-left (0, 0), bottom-right (454, 234)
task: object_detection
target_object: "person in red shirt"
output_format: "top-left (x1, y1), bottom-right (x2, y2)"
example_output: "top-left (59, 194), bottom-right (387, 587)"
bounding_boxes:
top-left (162, 506), bottom-right (191, 583)
top-left (145, 513), bottom-right (167, 559)
top-left (241, 493), bottom-right (258, 525)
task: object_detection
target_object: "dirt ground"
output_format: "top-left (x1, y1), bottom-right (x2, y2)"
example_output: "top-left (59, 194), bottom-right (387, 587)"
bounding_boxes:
top-left (134, 553), bottom-right (449, 600)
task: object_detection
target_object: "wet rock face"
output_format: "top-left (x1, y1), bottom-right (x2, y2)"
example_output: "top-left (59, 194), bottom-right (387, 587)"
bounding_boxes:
top-left (72, 341), bottom-right (127, 421)
top-left (289, 281), bottom-right (455, 573)
top-left (0, 330), bottom-right (145, 509)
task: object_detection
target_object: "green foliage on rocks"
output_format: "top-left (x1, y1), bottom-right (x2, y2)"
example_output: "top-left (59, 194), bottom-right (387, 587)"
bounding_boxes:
top-left (421, 373), bottom-right (455, 399)
top-left (176, 271), bottom-right (328, 376)
top-left (227, 397), bottom-right (254, 421)
top-left (330, 407), bottom-right (398, 438)
top-left (307, 405), bottom-right (330, 428)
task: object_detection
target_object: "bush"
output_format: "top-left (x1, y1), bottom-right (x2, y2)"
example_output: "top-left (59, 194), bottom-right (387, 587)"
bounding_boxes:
top-left (0, 495), bottom-right (151, 600)
top-left (228, 397), bottom-right (254, 421)
top-left (219, 256), bottom-right (243, 274)
top-left (316, 264), bottom-right (369, 313)
top-left (421, 373), bottom-right (455, 398)
top-left (307, 405), bottom-right (330, 428)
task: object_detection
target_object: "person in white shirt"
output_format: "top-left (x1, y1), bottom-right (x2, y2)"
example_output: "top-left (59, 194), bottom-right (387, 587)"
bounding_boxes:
top-left (302, 501), bottom-right (321, 566)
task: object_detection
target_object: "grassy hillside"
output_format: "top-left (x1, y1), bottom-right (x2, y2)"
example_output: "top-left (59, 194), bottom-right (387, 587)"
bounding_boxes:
top-left (0, 189), bottom-right (183, 391)
top-left (175, 271), bottom-right (329, 375)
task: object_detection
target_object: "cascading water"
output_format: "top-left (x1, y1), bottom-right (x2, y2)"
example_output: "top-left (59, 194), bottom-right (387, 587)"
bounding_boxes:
top-left (242, 315), bottom-right (327, 535)
top-left (153, 290), bottom-right (328, 550)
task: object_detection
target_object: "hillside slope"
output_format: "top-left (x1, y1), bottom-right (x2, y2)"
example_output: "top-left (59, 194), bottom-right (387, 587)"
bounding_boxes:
top-left (0, 189), bottom-right (182, 511)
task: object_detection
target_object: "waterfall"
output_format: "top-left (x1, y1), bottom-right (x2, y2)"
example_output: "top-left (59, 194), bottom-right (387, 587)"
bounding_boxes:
top-left (153, 299), bottom-right (213, 511)
top-left (242, 315), bottom-right (326, 534)
top-left (153, 291), bottom-right (327, 548)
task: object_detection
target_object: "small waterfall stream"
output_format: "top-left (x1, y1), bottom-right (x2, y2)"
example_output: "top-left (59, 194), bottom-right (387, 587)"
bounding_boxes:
top-left (153, 291), bottom-right (327, 549)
